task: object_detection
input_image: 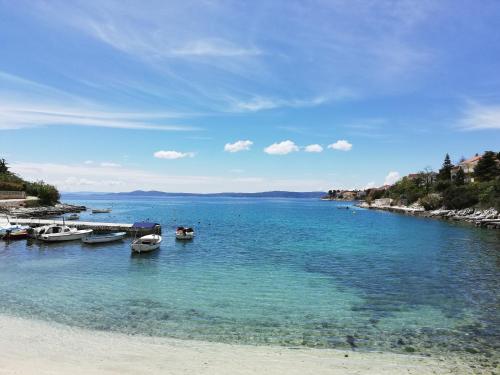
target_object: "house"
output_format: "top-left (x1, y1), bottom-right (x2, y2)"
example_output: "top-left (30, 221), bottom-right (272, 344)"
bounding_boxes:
top-left (451, 154), bottom-right (482, 183)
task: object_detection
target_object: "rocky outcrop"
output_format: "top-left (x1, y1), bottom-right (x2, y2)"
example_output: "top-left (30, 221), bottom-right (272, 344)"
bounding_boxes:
top-left (1, 203), bottom-right (86, 218)
top-left (358, 202), bottom-right (499, 229)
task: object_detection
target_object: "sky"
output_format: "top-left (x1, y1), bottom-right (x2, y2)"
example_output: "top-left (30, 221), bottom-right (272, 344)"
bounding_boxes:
top-left (1, 0), bottom-right (500, 193)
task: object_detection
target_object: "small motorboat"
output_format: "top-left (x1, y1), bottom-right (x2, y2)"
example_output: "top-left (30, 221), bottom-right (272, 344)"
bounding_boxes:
top-left (131, 234), bottom-right (162, 253)
top-left (40, 227), bottom-right (93, 242)
top-left (0, 224), bottom-right (30, 238)
top-left (3, 228), bottom-right (29, 240)
top-left (67, 213), bottom-right (80, 220)
top-left (82, 232), bottom-right (127, 244)
top-left (176, 226), bottom-right (194, 240)
top-left (92, 208), bottom-right (112, 214)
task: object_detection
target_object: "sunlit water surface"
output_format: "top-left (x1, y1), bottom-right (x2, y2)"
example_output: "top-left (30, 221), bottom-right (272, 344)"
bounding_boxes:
top-left (1, 197), bottom-right (499, 362)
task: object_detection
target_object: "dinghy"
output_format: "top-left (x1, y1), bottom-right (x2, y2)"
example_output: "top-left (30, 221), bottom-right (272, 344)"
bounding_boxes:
top-left (82, 232), bottom-right (127, 244)
top-left (2, 228), bottom-right (29, 240)
top-left (175, 226), bottom-right (194, 240)
top-left (92, 208), bottom-right (112, 214)
top-left (131, 234), bottom-right (162, 253)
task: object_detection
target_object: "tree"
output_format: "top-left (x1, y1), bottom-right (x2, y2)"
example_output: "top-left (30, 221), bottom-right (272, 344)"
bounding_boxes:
top-left (474, 151), bottom-right (500, 182)
top-left (438, 153), bottom-right (453, 181)
top-left (454, 168), bottom-right (465, 186)
top-left (0, 158), bottom-right (8, 174)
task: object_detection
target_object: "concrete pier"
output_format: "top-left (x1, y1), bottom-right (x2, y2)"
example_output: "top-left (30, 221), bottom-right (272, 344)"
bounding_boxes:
top-left (7, 218), bottom-right (161, 234)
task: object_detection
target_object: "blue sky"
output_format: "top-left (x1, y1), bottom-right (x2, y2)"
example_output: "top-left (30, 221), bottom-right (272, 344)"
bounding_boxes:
top-left (1, 0), bottom-right (499, 192)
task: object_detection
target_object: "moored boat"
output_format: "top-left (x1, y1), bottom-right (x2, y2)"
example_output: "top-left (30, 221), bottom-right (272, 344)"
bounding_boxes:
top-left (40, 227), bottom-right (93, 242)
top-left (92, 208), bottom-right (112, 214)
top-left (2, 229), bottom-right (29, 240)
top-left (67, 213), bottom-right (80, 220)
top-left (0, 224), bottom-right (30, 238)
top-left (82, 232), bottom-right (127, 244)
top-left (131, 234), bottom-right (162, 253)
top-left (175, 226), bottom-right (194, 240)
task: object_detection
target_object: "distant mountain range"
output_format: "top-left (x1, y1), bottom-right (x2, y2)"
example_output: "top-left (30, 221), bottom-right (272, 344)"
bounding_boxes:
top-left (62, 190), bottom-right (326, 199)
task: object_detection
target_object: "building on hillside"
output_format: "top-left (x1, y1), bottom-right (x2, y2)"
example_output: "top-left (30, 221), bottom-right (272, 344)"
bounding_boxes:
top-left (451, 154), bottom-right (482, 183)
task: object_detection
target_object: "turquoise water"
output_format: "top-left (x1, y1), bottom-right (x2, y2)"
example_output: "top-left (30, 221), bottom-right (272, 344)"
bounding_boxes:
top-left (0, 197), bottom-right (499, 361)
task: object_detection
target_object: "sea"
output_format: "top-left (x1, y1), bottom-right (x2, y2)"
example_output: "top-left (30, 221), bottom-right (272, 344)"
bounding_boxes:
top-left (0, 196), bottom-right (499, 363)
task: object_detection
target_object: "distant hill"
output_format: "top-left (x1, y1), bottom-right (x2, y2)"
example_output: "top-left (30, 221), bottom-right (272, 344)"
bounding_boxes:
top-left (62, 190), bottom-right (326, 199)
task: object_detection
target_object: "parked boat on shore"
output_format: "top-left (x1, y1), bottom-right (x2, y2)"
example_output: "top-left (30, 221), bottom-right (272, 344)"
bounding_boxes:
top-left (82, 232), bottom-right (127, 244)
top-left (176, 226), bottom-right (194, 240)
top-left (131, 234), bottom-right (162, 253)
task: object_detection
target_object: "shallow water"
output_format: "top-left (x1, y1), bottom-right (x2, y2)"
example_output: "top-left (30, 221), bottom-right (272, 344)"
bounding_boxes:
top-left (1, 197), bottom-right (499, 362)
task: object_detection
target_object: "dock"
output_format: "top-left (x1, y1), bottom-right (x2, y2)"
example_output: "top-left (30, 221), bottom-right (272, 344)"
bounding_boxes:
top-left (7, 218), bottom-right (161, 234)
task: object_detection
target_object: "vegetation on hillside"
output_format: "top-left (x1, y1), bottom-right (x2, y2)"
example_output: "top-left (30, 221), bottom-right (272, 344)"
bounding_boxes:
top-left (0, 158), bottom-right (60, 205)
top-left (365, 151), bottom-right (500, 210)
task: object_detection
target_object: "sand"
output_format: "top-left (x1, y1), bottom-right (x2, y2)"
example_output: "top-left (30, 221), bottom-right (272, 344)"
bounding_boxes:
top-left (0, 315), bottom-right (475, 375)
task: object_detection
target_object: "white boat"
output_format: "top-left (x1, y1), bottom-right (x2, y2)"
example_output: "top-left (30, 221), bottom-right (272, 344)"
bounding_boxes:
top-left (40, 227), bottom-right (93, 242)
top-left (67, 213), bottom-right (80, 220)
top-left (175, 226), bottom-right (194, 240)
top-left (131, 234), bottom-right (162, 253)
top-left (82, 232), bottom-right (127, 244)
top-left (92, 208), bottom-right (112, 214)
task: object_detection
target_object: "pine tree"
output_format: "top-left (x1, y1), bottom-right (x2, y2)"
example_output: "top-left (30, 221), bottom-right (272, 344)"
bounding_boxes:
top-left (474, 151), bottom-right (500, 182)
top-left (454, 168), bottom-right (465, 185)
top-left (438, 154), bottom-right (453, 181)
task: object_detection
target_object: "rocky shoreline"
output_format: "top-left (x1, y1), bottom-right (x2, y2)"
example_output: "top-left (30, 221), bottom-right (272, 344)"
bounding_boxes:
top-left (357, 201), bottom-right (500, 229)
top-left (0, 203), bottom-right (86, 218)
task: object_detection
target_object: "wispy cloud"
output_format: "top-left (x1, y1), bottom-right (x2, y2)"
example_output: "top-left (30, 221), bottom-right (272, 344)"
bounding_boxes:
top-left (460, 102), bottom-right (500, 130)
top-left (0, 71), bottom-right (198, 131)
top-left (171, 39), bottom-right (261, 57)
top-left (100, 162), bottom-right (121, 168)
top-left (264, 140), bottom-right (299, 155)
top-left (153, 150), bottom-right (195, 160)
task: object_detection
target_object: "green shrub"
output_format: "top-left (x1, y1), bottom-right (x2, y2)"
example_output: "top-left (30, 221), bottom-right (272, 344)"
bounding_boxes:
top-left (420, 193), bottom-right (443, 210)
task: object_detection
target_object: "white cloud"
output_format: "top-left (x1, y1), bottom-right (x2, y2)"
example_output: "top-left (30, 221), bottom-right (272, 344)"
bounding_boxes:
top-left (384, 171), bottom-right (400, 185)
top-left (264, 140), bottom-right (299, 155)
top-left (304, 144), bottom-right (323, 153)
top-left (224, 140), bottom-right (253, 153)
top-left (328, 140), bottom-right (353, 151)
top-left (84, 160), bottom-right (94, 165)
top-left (365, 181), bottom-right (376, 189)
top-left (460, 102), bottom-right (500, 130)
top-left (100, 162), bottom-right (121, 168)
top-left (153, 150), bottom-right (195, 159)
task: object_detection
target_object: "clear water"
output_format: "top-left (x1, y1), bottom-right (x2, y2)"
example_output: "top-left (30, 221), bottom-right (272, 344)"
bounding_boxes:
top-left (0, 197), bottom-right (499, 362)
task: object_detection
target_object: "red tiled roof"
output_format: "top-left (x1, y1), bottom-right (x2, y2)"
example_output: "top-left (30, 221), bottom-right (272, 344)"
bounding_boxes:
top-left (460, 155), bottom-right (481, 165)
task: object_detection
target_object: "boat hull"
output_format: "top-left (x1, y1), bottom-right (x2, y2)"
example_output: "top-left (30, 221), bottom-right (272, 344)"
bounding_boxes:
top-left (40, 229), bottom-right (93, 242)
top-left (131, 235), bottom-right (162, 253)
top-left (82, 232), bottom-right (127, 244)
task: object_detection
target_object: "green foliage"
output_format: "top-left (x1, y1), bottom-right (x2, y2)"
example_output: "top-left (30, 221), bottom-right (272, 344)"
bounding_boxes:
top-left (25, 181), bottom-right (60, 205)
top-left (437, 153), bottom-right (453, 181)
top-left (441, 185), bottom-right (479, 209)
top-left (387, 177), bottom-right (425, 204)
top-left (0, 157), bottom-right (60, 205)
top-left (453, 168), bottom-right (465, 186)
top-left (420, 193), bottom-right (443, 210)
top-left (474, 151), bottom-right (500, 182)
top-left (0, 158), bottom-right (8, 174)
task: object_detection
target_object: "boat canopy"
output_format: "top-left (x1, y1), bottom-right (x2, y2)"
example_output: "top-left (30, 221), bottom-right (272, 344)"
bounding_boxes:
top-left (132, 222), bottom-right (159, 229)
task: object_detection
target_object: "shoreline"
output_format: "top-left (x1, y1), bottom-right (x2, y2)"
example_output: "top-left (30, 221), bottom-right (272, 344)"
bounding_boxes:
top-left (357, 202), bottom-right (500, 229)
top-left (0, 314), bottom-right (478, 375)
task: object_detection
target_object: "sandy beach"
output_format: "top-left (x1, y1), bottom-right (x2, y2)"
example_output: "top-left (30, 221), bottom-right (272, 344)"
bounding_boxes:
top-left (0, 315), bottom-right (476, 375)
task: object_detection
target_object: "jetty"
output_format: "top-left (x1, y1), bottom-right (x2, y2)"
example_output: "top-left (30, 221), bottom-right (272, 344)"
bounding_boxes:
top-left (6, 218), bottom-right (161, 235)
